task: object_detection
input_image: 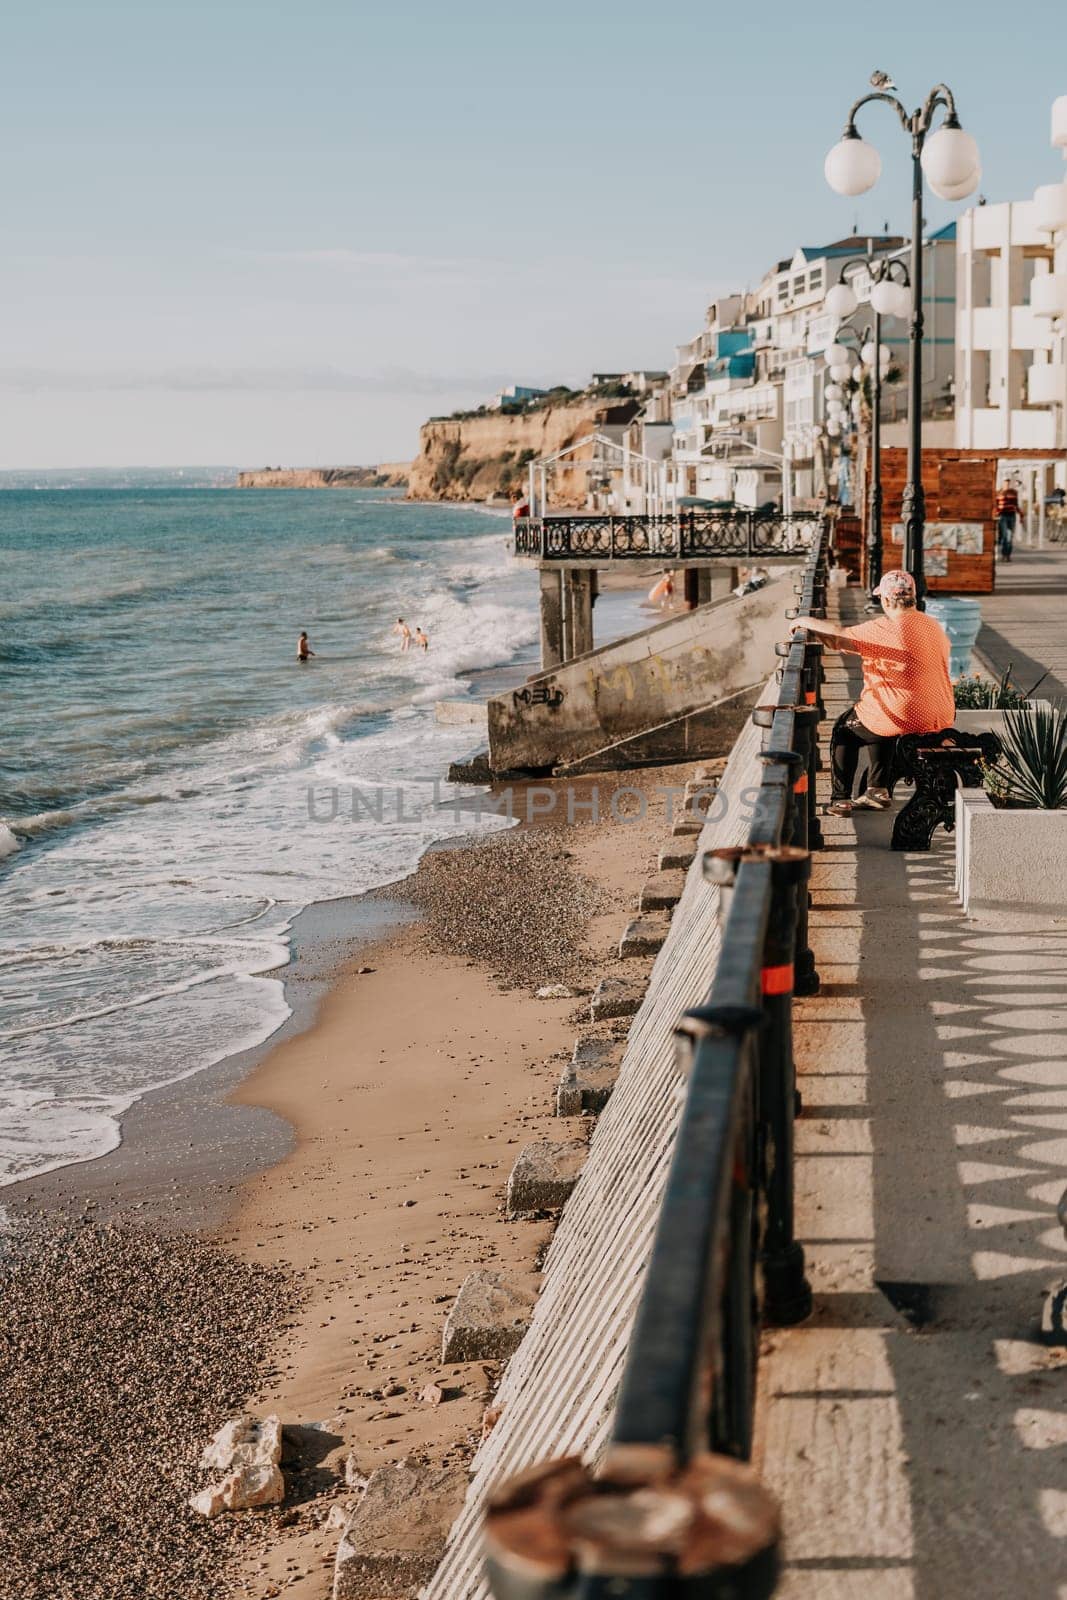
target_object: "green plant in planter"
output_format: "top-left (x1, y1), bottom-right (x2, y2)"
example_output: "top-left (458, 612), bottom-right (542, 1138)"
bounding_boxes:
top-left (986, 706), bottom-right (1067, 809)
top-left (953, 667), bottom-right (1027, 709)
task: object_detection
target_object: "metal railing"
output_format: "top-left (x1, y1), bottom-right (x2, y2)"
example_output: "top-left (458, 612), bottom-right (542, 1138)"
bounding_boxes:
top-left (484, 526), bottom-right (830, 1599)
top-left (514, 509), bottom-right (822, 561)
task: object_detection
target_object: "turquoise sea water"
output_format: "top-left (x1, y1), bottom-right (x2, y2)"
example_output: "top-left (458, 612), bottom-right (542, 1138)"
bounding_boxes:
top-left (0, 487), bottom-right (548, 1185)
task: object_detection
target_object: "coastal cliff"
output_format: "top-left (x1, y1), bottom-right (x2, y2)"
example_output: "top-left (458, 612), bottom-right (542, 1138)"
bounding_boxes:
top-left (237, 463), bottom-right (409, 490)
top-left (407, 399), bottom-right (640, 504)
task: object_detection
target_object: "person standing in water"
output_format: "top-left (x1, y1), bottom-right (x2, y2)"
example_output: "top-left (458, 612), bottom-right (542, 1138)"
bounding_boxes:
top-left (392, 618), bottom-right (412, 651)
top-left (414, 626), bottom-right (429, 651)
top-left (297, 631), bottom-right (315, 662)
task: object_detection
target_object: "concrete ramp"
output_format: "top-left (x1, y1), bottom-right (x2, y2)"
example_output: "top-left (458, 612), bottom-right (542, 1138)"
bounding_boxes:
top-left (553, 684), bottom-right (760, 775)
top-left (487, 571), bottom-right (795, 773)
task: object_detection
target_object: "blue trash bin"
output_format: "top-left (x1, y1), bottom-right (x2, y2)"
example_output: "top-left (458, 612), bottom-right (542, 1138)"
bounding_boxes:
top-left (926, 597), bottom-right (982, 679)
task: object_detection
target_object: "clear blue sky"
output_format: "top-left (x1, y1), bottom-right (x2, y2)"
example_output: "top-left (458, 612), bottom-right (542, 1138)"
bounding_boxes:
top-left (2, 0), bottom-right (1065, 468)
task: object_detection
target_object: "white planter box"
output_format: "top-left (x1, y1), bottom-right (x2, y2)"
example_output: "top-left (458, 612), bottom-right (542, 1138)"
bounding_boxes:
top-left (956, 789), bottom-right (1067, 916)
top-left (952, 702), bottom-right (1049, 738)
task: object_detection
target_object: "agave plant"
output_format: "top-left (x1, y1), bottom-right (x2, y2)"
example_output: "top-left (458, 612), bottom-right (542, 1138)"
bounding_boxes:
top-left (989, 706), bottom-right (1067, 809)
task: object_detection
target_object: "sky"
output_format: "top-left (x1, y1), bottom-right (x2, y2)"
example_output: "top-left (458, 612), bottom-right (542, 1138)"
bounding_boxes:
top-left (2, 0), bottom-right (1066, 469)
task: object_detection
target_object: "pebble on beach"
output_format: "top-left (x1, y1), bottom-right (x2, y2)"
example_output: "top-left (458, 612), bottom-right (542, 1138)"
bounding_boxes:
top-left (408, 828), bottom-right (603, 989)
top-left (0, 1219), bottom-right (295, 1600)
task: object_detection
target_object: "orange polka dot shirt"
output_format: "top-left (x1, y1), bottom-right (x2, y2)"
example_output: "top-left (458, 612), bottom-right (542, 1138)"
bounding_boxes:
top-left (842, 608), bottom-right (955, 738)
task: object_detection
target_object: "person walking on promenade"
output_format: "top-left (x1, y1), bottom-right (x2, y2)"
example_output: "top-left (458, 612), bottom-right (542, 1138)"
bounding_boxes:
top-left (392, 618), bottom-right (412, 652)
top-left (297, 630), bottom-right (315, 662)
top-left (995, 476), bottom-right (1020, 562)
top-left (796, 568), bottom-right (955, 817)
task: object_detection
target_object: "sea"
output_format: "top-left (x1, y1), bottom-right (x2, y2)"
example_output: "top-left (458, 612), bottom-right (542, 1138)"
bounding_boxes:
top-left (0, 478), bottom-right (643, 1190)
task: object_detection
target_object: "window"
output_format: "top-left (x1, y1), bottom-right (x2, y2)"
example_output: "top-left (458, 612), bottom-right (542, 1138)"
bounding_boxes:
top-left (808, 268), bottom-right (824, 291)
top-left (793, 276), bottom-right (806, 296)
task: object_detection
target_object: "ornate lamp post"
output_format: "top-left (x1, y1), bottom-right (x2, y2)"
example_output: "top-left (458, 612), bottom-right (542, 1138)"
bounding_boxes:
top-left (825, 77), bottom-right (981, 605)
top-left (824, 255), bottom-right (911, 591)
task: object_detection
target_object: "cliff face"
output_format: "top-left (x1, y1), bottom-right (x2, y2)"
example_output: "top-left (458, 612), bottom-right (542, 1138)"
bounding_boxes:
top-left (407, 401), bottom-right (640, 505)
top-left (237, 464), bottom-right (409, 490)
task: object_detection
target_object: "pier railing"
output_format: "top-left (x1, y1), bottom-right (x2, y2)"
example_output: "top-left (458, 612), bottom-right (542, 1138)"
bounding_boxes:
top-left (484, 525), bottom-right (830, 1598)
top-left (514, 507), bottom-right (822, 560)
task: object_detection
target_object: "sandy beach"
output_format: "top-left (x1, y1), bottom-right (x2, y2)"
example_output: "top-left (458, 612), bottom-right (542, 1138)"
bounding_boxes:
top-left (0, 751), bottom-right (737, 1600)
top-left (219, 769), bottom-right (697, 1598)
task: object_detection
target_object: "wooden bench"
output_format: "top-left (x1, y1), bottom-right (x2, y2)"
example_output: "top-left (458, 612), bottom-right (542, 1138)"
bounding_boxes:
top-left (890, 729), bottom-right (1001, 851)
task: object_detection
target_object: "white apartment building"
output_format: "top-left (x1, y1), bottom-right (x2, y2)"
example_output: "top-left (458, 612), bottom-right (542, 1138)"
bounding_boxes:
top-left (955, 198), bottom-right (1067, 454)
top-left (667, 232), bottom-right (955, 507)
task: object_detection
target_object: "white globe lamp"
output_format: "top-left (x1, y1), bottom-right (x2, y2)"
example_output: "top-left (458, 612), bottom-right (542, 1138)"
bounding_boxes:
top-left (825, 134), bottom-right (881, 197)
top-left (887, 281), bottom-right (913, 320)
top-left (825, 342), bottom-right (851, 367)
top-left (828, 362), bottom-right (851, 384)
top-left (826, 418), bottom-right (843, 437)
top-left (921, 124), bottom-right (980, 192)
top-left (824, 383), bottom-right (844, 402)
top-left (928, 166), bottom-right (981, 202)
top-left (824, 282), bottom-right (858, 318)
top-left (868, 279), bottom-right (899, 317)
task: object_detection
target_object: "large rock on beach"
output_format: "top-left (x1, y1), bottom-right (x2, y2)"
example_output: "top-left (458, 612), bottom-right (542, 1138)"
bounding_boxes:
top-left (333, 1464), bottom-right (468, 1597)
top-left (190, 1461), bottom-right (285, 1517)
top-left (192, 1413), bottom-right (285, 1515)
top-left (199, 1413), bottom-right (283, 1473)
top-left (506, 1139), bottom-right (586, 1217)
top-left (589, 975), bottom-right (644, 1020)
top-left (441, 1268), bottom-right (537, 1362)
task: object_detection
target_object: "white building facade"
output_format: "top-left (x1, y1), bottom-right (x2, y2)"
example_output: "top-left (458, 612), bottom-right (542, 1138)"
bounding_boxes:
top-left (664, 233), bottom-right (956, 510)
top-left (955, 198), bottom-right (1067, 453)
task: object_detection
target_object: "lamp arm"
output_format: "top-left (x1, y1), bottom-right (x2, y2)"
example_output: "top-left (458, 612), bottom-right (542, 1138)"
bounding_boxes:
top-left (844, 90), bottom-right (911, 136)
top-left (920, 83), bottom-right (958, 132)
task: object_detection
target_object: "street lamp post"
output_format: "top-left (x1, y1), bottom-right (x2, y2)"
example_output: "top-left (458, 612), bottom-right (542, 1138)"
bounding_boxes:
top-left (825, 79), bottom-right (981, 606)
top-left (825, 254), bottom-right (912, 591)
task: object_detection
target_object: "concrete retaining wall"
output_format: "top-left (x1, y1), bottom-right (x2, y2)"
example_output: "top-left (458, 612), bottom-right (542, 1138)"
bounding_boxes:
top-left (424, 695), bottom-right (772, 1600)
top-left (487, 573), bottom-right (796, 772)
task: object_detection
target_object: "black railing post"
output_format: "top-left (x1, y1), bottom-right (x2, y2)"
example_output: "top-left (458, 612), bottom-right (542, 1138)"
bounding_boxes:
top-left (801, 640), bottom-right (825, 854)
top-left (791, 731), bottom-right (821, 998)
top-left (756, 846), bottom-right (813, 1327)
top-left (704, 843), bottom-right (812, 1332)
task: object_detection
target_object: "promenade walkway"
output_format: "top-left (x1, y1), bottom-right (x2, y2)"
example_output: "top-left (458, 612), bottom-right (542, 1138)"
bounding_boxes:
top-left (757, 586), bottom-right (1067, 1599)
top-left (976, 540), bottom-right (1067, 697)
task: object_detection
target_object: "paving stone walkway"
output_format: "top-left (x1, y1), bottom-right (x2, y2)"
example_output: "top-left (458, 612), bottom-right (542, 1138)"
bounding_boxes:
top-left (755, 587), bottom-right (1067, 1599)
top-left (975, 540), bottom-right (1067, 699)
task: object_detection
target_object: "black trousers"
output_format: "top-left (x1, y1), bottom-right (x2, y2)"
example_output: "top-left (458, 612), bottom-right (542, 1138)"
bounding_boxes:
top-left (831, 708), bottom-right (898, 800)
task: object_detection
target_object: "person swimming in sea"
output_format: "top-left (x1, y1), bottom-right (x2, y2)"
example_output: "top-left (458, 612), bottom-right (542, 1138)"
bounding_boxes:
top-left (414, 626), bottom-right (429, 651)
top-left (297, 630), bottom-right (315, 662)
top-left (392, 617), bottom-right (412, 652)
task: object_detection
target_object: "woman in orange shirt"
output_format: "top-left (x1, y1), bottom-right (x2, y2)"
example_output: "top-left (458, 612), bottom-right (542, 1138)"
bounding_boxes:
top-left (798, 568), bottom-right (955, 816)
